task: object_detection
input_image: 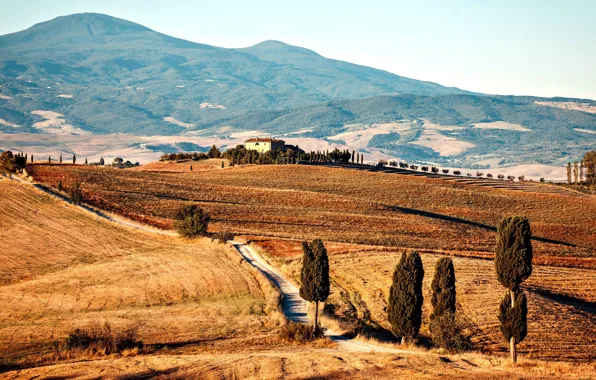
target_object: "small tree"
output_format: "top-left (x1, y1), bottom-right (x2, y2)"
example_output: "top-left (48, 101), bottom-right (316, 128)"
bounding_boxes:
top-left (85, 157), bottom-right (88, 165)
top-left (57, 178), bottom-right (63, 191)
top-left (495, 216), bottom-right (532, 364)
top-left (73, 154), bottom-right (76, 165)
top-left (388, 251), bottom-right (424, 344)
top-left (567, 162), bottom-right (572, 184)
top-left (189, 165), bottom-right (193, 171)
top-left (59, 154), bottom-right (63, 164)
top-left (208, 145), bottom-right (221, 159)
top-left (69, 182), bottom-right (83, 205)
top-left (299, 239), bottom-right (330, 333)
top-left (221, 161), bottom-right (224, 169)
top-left (573, 161), bottom-right (579, 184)
top-left (174, 204), bottom-right (210, 238)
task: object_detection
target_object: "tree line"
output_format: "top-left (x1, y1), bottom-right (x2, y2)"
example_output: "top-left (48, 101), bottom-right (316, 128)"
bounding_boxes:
top-left (566, 150), bottom-right (596, 187)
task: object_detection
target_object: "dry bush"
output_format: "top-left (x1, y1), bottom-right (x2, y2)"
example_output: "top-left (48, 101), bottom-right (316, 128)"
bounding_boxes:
top-left (213, 230), bottom-right (234, 242)
top-left (279, 322), bottom-right (325, 343)
top-left (429, 313), bottom-right (473, 353)
top-left (64, 321), bottom-right (143, 355)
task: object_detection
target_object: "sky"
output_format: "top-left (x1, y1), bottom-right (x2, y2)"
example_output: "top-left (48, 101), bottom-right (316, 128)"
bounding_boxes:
top-left (0, 0), bottom-right (595, 100)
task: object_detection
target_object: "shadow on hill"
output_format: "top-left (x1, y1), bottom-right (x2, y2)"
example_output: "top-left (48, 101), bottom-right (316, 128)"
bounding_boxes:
top-left (526, 286), bottom-right (596, 315)
top-left (381, 204), bottom-right (576, 248)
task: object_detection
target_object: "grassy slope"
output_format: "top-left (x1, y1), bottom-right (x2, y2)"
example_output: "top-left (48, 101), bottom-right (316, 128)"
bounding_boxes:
top-left (0, 180), bottom-right (271, 368)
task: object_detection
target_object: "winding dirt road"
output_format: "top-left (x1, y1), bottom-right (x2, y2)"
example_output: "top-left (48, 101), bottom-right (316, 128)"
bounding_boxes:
top-left (230, 242), bottom-right (417, 354)
top-left (8, 173), bottom-right (414, 354)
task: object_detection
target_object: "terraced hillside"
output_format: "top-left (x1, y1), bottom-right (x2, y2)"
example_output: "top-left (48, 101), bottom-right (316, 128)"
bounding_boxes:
top-left (27, 164), bottom-right (596, 267)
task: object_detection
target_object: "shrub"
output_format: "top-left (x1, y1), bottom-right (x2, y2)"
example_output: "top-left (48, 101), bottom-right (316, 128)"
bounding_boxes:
top-left (429, 313), bottom-right (473, 353)
top-left (279, 322), bottom-right (325, 343)
top-left (174, 204), bottom-right (210, 238)
top-left (69, 182), bottom-right (83, 205)
top-left (66, 321), bottom-right (142, 355)
top-left (213, 230), bottom-right (234, 242)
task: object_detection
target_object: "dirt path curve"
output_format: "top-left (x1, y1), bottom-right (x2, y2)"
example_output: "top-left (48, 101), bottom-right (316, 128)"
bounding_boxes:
top-left (230, 242), bottom-right (419, 354)
top-left (6, 173), bottom-right (415, 354)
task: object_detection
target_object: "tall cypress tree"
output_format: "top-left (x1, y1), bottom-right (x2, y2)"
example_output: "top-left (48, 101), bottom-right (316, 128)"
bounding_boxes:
top-left (495, 216), bottom-right (532, 364)
top-left (299, 239), bottom-right (330, 333)
top-left (430, 257), bottom-right (456, 321)
top-left (387, 251), bottom-right (424, 344)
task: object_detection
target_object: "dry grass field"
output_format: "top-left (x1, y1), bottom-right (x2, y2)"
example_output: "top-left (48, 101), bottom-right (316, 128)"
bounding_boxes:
top-left (4, 162), bottom-right (596, 377)
top-left (0, 180), bottom-right (278, 371)
top-left (251, 238), bottom-right (596, 362)
top-left (27, 164), bottom-right (596, 267)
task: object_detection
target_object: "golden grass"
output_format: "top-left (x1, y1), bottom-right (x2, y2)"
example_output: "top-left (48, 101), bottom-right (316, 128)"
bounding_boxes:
top-left (1, 179), bottom-right (594, 377)
top-left (4, 348), bottom-right (595, 379)
top-left (0, 180), bottom-right (273, 368)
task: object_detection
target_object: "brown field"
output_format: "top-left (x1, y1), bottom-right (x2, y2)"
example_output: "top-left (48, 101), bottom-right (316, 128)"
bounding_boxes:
top-left (129, 158), bottom-right (230, 172)
top-left (251, 237), bottom-right (596, 362)
top-left (0, 180), bottom-right (277, 370)
top-left (26, 164), bottom-right (596, 267)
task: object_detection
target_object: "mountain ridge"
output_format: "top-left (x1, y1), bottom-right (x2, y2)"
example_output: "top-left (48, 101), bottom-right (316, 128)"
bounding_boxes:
top-left (0, 13), bottom-right (594, 168)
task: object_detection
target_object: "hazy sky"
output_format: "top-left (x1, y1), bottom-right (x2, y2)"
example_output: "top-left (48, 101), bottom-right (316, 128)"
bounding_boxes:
top-left (1, 0), bottom-right (595, 99)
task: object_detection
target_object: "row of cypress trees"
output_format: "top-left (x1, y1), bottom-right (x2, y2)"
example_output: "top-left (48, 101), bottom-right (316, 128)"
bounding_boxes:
top-left (386, 215), bottom-right (532, 363)
top-left (298, 216), bottom-right (532, 363)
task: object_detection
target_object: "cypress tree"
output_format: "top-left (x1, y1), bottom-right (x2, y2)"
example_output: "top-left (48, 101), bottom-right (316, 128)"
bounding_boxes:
top-left (351, 150), bottom-right (355, 163)
top-left (299, 239), bottom-right (330, 333)
top-left (73, 154), bottom-right (76, 165)
top-left (31, 154), bottom-right (34, 163)
top-left (566, 162), bottom-right (572, 184)
top-left (190, 165), bottom-right (193, 171)
top-left (495, 216), bottom-right (532, 364)
top-left (498, 291), bottom-right (527, 358)
top-left (573, 161), bottom-right (579, 184)
top-left (59, 154), bottom-right (62, 163)
top-left (85, 158), bottom-right (88, 165)
top-left (48, 156), bottom-right (51, 164)
top-left (430, 257), bottom-right (456, 321)
top-left (388, 251), bottom-right (424, 344)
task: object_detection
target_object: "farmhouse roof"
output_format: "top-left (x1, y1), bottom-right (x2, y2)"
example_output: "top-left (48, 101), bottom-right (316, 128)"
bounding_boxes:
top-left (245, 137), bottom-right (284, 143)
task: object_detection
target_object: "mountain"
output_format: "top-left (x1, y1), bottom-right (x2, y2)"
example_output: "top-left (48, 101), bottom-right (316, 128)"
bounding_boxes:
top-left (0, 13), bottom-right (595, 169)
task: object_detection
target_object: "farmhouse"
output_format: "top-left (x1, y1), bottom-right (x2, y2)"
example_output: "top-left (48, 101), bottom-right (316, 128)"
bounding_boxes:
top-left (245, 137), bottom-right (286, 153)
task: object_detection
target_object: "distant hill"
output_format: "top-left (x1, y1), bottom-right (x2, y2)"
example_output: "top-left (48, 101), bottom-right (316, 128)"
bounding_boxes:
top-left (0, 13), bottom-right (595, 167)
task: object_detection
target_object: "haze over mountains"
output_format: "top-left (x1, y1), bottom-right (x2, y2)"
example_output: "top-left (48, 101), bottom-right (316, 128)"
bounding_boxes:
top-left (0, 13), bottom-right (595, 171)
